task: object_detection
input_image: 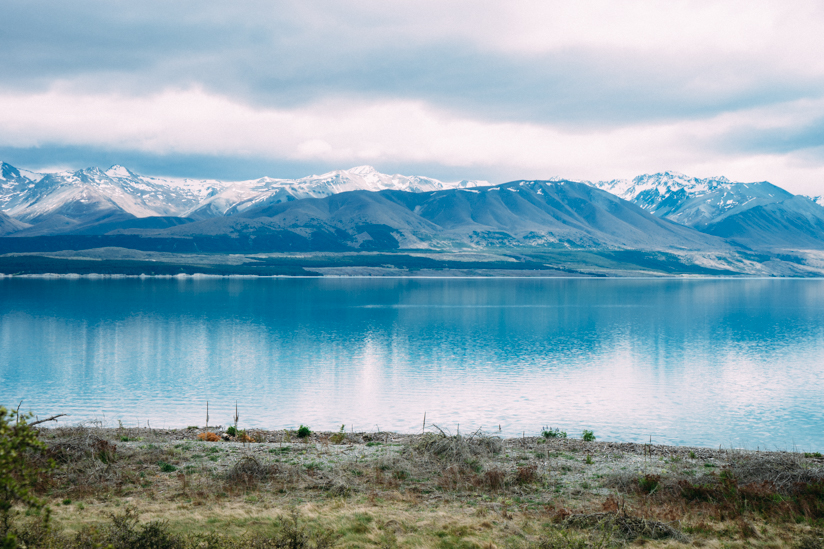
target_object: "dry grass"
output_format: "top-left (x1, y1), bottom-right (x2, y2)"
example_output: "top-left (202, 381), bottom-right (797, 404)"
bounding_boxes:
top-left (17, 425), bottom-right (824, 548)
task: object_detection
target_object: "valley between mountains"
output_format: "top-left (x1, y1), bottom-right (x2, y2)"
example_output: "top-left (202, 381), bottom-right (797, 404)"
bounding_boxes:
top-left (2, 162), bottom-right (824, 277)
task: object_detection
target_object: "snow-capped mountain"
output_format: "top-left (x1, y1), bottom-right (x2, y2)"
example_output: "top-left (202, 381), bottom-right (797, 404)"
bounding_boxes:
top-left (121, 179), bottom-right (730, 253)
top-left (3, 161), bottom-right (824, 251)
top-left (0, 162), bottom-right (487, 229)
top-left (185, 165), bottom-right (484, 218)
top-left (0, 163), bottom-right (216, 224)
top-left (590, 172), bottom-right (824, 249)
top-left (590, 172), bottom-right (793, 229)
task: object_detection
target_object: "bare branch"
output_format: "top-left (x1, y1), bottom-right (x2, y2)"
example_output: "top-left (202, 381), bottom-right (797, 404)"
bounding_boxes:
top-left (28, 413), bottom-right (67, 427)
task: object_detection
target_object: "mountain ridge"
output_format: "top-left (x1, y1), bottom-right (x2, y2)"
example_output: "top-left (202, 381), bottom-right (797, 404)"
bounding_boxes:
top-left (0, 162), bottom-right (488, 226)
top-left (2, 162), bottom-right (824, 274)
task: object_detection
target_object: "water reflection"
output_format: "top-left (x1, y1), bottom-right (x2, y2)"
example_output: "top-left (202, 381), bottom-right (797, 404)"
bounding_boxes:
top-left (1, 278), bottom-right (823, 450)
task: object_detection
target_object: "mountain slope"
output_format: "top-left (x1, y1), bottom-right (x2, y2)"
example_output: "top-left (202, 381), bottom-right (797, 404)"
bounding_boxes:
top-left (1, 165), bottom-right (208, 227)
top-left (807, 195), bottom-right (824, 207)
top-left (0, 162), bottom-right (486, 226)
top-left (703, 196), bottom-right (824, 249)
top-left (592, 172), bottom-right (824, 249)
top-left (185, 165), bottom-right (485, 218)
top-left (0, 211), bottom-right (28, 235)
top-left (121, 180), bottom-right (729, 252)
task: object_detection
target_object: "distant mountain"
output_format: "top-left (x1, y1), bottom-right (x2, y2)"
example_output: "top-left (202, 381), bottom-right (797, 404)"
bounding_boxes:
top-left (0, 163), bottom-right (214, 235)
top-left (0, 210), bottom-right (28, 235)
top-left (186, 165), bottom-right (485, 218)
top-left (118, 180), bottom-right (729, 253)
top-left (3, 161), bottom-right (824, 256)
top-left (701, 196), bottom-right (824, 249)
top-left (0, 162), bottom-right (487, 232)
top-left (591, 172), bottom-right (824, 249)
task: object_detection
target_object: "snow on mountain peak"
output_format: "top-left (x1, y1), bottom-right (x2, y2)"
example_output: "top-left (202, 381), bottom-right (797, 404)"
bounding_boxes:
top-left (807, 195), bottom-right (824, 207)
top-left (105, 165), bottom-right (134, 178)
top-left (348, 165), bottom-right (379, 175)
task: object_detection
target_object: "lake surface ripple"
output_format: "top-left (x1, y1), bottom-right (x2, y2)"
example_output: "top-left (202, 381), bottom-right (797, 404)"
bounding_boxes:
top-left (1, 277), bottom-right (822, 450)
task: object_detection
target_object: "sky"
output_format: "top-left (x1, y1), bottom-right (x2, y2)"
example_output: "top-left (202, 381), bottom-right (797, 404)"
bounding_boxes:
top-left (1, 0), bottom-right (824, 193)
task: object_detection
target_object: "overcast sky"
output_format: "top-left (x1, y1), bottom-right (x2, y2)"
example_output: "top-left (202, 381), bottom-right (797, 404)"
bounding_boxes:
top-left (1, 0), bottom-right (823, 192)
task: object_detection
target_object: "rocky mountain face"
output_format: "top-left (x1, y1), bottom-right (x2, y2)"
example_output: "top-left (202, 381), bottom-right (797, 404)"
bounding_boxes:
top-left (0, 162), bottom-right (485, 229)
top-left (101, 180), bottom-right (729, 253)
top-left (0, 210), bottom-right (28, 235)
top-left (1, 162), bottom-right (824, 256)
top-left (592, 172), bottom-right (824, 249)
top-left (189, 165), bottom-right (483, 220)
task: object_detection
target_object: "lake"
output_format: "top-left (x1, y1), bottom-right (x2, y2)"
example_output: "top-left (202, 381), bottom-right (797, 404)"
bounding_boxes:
top-left (1, 277), bottom-right (822, 450)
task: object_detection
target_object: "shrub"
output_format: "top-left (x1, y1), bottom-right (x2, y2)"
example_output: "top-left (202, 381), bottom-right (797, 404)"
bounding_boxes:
top-left (582, 430), bottom-right (596, 442)
top-left (226, 426), bottom-right (238, 437)
top-left (197, 432), bottom-right (220, 442)
top-left (0, 406), bottom-right (54, 544)
top-left (106, 508), bottom-right (183, 549)
top-left (297, 425), bottom-right (311, 439)
top-left (483, 468), bottom-right (506, 490)
top-left (639, 474), bottom-right (661, 494)
top-left (541, 427), bottom-right (567, 439)
top-left (157, 461), bottom-right (177, 473)
top-left (516, 465), bottom-right (538, 484)
top-left (330, 425), bottom-right (346, 444)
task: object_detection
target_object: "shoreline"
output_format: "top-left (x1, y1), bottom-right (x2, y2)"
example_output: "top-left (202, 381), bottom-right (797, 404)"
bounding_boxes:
top-left (1, 272), bottom-right (817, 279)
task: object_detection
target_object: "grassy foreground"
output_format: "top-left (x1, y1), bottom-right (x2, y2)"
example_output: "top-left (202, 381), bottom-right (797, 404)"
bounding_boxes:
top-left (9, 425), bottom-right (824, 548)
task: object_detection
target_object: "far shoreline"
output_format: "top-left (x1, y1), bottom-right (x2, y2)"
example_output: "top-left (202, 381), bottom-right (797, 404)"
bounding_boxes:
top-left (1, 272), bottom-right (819, 279)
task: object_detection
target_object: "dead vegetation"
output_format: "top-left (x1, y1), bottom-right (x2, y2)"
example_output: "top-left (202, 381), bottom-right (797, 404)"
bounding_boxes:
top-left (14, 424), bottom-right (824, 547)
top-left (564, 512), bottom-right (688, 542)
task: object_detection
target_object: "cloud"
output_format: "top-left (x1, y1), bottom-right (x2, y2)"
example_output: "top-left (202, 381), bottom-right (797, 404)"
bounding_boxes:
top-left (3, 0), bottom-right (823, 125)
top-left (1, 0), bottom-right (824, 192)
top-left (2, 86), bottom-right (823, 192)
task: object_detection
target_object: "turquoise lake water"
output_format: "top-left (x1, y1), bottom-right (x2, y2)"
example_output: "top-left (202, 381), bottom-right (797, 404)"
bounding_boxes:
top-left (1, 277), bottom-right (822, 450)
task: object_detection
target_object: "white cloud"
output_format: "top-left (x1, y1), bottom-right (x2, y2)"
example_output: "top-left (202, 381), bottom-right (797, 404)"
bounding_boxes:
top-left (310, 0), bottom-right (824, 77)
top-left (1, 86), bottom-right (823, 193)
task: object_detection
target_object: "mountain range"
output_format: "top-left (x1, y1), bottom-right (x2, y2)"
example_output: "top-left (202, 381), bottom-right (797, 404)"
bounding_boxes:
top-left (1, 161), bottom-right (824, 276)
top-left (0, 162), bottom-right (485, 235)
top-left (591, 172), bottom-right (824, 250)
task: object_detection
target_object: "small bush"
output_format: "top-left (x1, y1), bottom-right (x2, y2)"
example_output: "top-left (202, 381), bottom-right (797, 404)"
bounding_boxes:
top-left (330, 425), bottom-right (346, 444)
top-left (157, 461), bottom-right (177, 473)
top-left (516, 465), bottom-right (538, 485)
top-left (484, 468), bottom-right (506, 490)
top-left (582, 430), bottom-right (596, 442)
top-left (226, 426), bottom-right (238, 437)
top-left (94, 439), bottom-right (117, 463)
top-left (226, 456), bottom-right (276, 487)
top-left (638, 474), bottom-right (661, 494)
top-left (297, 425), bottom-right (311, 439)
top-left (197, 432), bottom-right (220, 442)
top-left (0, 405), bottom-right (54, 540)
top-left (542, 427), bottom-right (567, 439)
